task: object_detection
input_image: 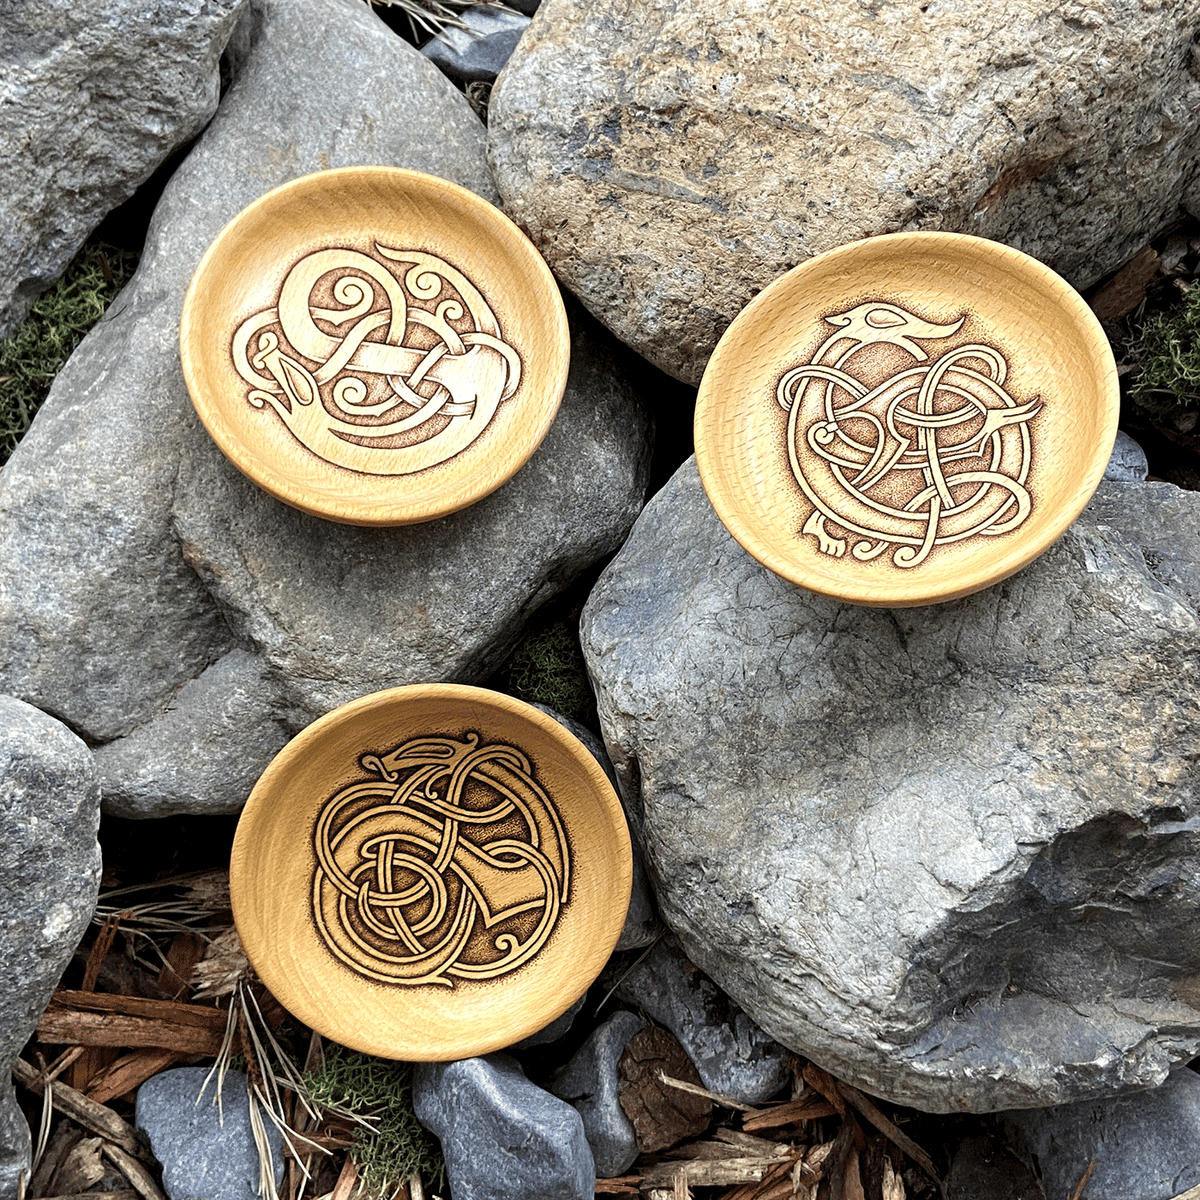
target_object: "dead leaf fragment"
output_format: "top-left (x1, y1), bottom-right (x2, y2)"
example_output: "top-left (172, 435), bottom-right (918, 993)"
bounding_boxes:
top-left (618, 1027), bottom-right (712, 1154)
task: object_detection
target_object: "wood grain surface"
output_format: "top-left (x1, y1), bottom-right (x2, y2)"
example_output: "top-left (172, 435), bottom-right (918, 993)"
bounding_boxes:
top-left (181, 167), bottom-right (569, 526)
top-left (694, 231), bottom-right (1119, 607)
top-left (230, 684), bottom-right (631, 1061)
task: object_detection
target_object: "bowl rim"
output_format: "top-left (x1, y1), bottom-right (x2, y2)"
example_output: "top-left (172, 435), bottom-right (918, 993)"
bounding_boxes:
top-left (180, 165), bottom-right (570, 527)
top-left (229, 683), bottom-right (632, 1060)
top-left (694, 230), bottom-right (1120, 607)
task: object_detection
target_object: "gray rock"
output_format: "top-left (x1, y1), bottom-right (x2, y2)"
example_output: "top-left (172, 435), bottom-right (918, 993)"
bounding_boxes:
top-left (0, 697), bottom-right (101, 1200)
top-left (1000, 1068), bottom-right (1200, 1200)
top-left (551, 1010), bottom-right (646, 1178)
top-left (1104, 430), bottom-right (1150, 482)
top-left (135, 1067), bottom-right (283, 1200)
top-left (0, 0), bottom-right (246, 336)
top-left (422, 5), bottom-right (531, 84)
top-left (413, 1054), bottom-right (595, 1200)
top-left (580, 459), bottom-right (1200, 1112)
top-left (612, 935), bottom-right (790, 1105)
top-left (530, 703), bottom-right (662, 950)
top-left (0, 0), bottom-right (652, 818)
top-left (513, 993), bottom-right (585, 1050)
top-left (489, 0), bottom-right (1200, 383)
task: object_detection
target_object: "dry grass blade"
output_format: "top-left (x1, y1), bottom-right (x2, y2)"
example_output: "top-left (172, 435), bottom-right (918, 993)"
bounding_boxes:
top-left (1067, 1158), bottom-right (1096, 1200)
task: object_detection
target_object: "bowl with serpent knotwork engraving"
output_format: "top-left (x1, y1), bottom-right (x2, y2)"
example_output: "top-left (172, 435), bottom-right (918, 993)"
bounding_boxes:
top-left (694, 232), bottom-right (1119, 607)
top-left (180, 167), bottom-right (569, 526)
top-left (229, 684), bottom-right (632, 1060)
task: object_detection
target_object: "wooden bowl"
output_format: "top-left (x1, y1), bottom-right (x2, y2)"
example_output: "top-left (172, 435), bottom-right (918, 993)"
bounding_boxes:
top-left (694, 232), bottom-right (1119, 606)
top-left (180, 167), bottom-right (569, 526)
top-left (230, 685), bottom-right (631, 1060)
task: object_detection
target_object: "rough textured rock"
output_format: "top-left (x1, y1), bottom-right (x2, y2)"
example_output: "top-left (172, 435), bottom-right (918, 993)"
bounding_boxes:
top-left (0, 697), bottom-right (101, 1199)
top-left (1104, 430), bottom-right (1150, 482)
top-left (581, 459), bottom-right (1200, 1112)
top-left (135, 1068), bottom-right (283, 1200)
top-left (612, 936), bottom-right (790, 1104)
top-left (1000, 1069), bottom-right (1200, 1200)
top-left (489, 0), bottom-right (1200, 383)
top-left (413, 1054), bottom-right (595, 1200)
top-left (0, 0), bottom-right (652, 819)
top-left (531, 703), bottom-right (662, 950)
top-left (421, 5), bottom-right (531, 84)
top-left (0, 0), bottom-right (246, 337)
top-left (551, 1010), bottom-right (645, 1178)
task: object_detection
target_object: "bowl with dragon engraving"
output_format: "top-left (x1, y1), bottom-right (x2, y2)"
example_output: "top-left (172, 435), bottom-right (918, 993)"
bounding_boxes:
top-left (180, 167), bottom-right (569, 526)
top-left (229, 684), bottom-right (632, 1060)
top-left (694, 231), bottom-right (1119, 607)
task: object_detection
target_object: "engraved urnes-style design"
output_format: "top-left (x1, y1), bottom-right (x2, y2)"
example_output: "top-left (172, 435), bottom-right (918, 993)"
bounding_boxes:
top-left (312, 733), bottom-right (570, 987)
top-left (776, 302), bottom-right (1042, 569)
top-left (232, 246), bottom-right (521, 475)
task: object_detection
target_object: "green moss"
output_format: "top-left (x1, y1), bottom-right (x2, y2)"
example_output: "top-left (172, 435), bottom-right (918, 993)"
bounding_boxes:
top-left (496, 612), bottom-right (597, 728)
top-left (0, 242), bottom-right (138, 466)
top-left (304, 1045), bottom-right (446, 1195)
top-left (1130, 284), bottom-right (1200, 410)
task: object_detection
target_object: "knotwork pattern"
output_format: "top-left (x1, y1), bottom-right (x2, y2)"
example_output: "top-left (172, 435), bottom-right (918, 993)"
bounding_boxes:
top-left (232, 244), bottom-right (521, 476)
top-left (312, 732), bottom-right (570, 987)
top-left (777, 301), bottom-right (1042, 569)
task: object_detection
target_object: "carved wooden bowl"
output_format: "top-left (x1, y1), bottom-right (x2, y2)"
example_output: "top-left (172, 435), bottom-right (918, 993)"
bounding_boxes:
top-left (230, 685), bottom-right (631, 1060)
top-left (180, 167), bottom-right (569, 526)
top-left (694, 232), bottom-right (1119, 607)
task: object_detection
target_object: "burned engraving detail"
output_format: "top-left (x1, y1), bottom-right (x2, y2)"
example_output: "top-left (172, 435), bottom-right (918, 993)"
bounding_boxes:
top-left (776, 302), bottom-right (1041, 569)
top-left (312, 733), bottom-right (570, 987)
top-left (232, 245), bottom-right (521, 475)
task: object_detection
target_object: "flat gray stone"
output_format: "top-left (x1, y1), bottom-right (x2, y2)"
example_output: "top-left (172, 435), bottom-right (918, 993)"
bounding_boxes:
top-left (0, 0), bottom-right (651, 819)
top-left (135, 1067), bottom-right (282, 1200)
top-left (581, 460), bottom-right (1200, 1112)
top-left (551, 1009), bottom-right (646, 1178)
top-left (0, 696), bottom-right (101, 1199)
top-left (413, 1054), bottom-right (595, 1200)
top-left (1000, 1068), bottom-right (1200, 1200)
top-left (612, 935), bottom-right (790, 1105)
top-left (489, 0), bottom-right (1200, 383)
top-left (0, 0), bottom-right (246, 336)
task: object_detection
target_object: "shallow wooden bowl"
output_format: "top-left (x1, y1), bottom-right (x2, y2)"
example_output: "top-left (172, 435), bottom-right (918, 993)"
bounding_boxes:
top-left (181, 167), bottom-right (569, 526)
top-left (230, 685), bottom-right (631, 1060)
top-left (695, 232), bottom-right (1119, 606)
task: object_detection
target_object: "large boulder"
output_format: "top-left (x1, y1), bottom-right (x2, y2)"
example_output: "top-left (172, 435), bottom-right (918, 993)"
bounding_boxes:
top-left (580, 460), bottom-right (1200, 1113)
top-left (0, 0), bottom-right (246, 336)
top-left (0, 697), bottom-right (101, 1199)
top-left (0, 0), bottom-right (652, 818)
top-left (489, 0), bottom-right (1200, 383)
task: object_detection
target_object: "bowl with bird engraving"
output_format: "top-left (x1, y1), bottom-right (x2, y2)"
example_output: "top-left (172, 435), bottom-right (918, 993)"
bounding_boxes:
top-left (694, 231), bottom-right (1119, 607)
top-left (180, 166), bottom-right (569, 526)
top-left (229, 684), bottom-right (632, 1061)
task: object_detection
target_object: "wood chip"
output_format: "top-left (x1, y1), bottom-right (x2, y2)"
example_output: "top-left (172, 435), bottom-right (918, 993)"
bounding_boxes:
top-left (617, 1027), bottom-right (713, 1154)
top-left (1089, 246), bottom-right (1161, 323)
top-left (37, 990), bottom-right (227, 1054)
top-left (84, 1048), bottom-right (189, 1106)
top-left (12, 1060), bottom-right (143, 1158)
top-left (50, 1136), bottom-right (105, 1196)
top-left (593, 1176), bottom-right (641, 1195)
top-left (38, 1192), bottom-right (139, 1200)
top-left (834, 1080), bottom-right (943, 1193)
top-left (157, 932), bottom-right (209, 1000)
top-left (742, 1090), bottom-right (839, 1132)
top-left (101, 1143), bottom-right (167, 1200)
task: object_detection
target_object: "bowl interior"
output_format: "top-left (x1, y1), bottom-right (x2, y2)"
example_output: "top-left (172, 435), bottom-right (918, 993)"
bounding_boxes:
top-left (181, 167), bottom-right (569, 526)
top-left (695, 233), bottom-right (1119, 606)
top-left (230, 685), bottom-right (631, 1060)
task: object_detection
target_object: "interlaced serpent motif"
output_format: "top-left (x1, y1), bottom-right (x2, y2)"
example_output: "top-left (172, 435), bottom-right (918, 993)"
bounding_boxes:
top-left (312, 732), bottom-right (570, 987)
top-left (232, 245), bottom-right (521, 475)
top-left (777, 302), bottom-right (1042, 569)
